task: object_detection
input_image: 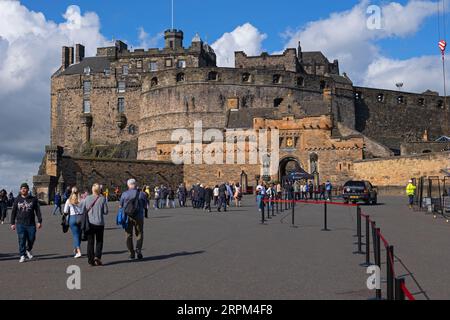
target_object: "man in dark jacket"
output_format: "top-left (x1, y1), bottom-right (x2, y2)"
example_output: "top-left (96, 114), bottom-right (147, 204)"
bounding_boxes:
top-left (204, 186), bottom-right (213, 213)
top-left (198, 185), bottom-right (206, 209)
top-left (218, 183), bottom-right (228, 212)
top-left (10, 183), bottom-right (42, 263)
top-left (52, 192), bottom-right (62, 215)
top-left (0, 189), bottom-right (8, 224)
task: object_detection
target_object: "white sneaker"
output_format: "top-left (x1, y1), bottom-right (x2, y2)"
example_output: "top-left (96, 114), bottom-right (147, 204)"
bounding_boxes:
top-left (19, 256), bottom-right (26, 263)
top-left (26, 251), bottom-right (33, 260)
top-left (74, 252), bottom-right (82, 259)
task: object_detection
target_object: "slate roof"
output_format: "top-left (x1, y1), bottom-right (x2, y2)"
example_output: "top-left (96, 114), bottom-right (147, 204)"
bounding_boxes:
top-left (60, 57), bottom-right (112, 76)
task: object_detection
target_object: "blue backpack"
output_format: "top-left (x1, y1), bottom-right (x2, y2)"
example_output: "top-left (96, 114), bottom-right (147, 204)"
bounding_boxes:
top-left (116, 208), bottom-right (128, 229)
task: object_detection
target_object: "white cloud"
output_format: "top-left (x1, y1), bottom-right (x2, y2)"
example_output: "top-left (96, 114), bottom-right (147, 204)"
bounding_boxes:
top-left (137, 27), bottom-right (163, 49)
top-left (282, 0), bottom-right (441, 91)
top-left (212, 23), bottom-right (267, 67)
top-left (364, 55), bottom-right (447, 93)
top-left (0, 1), bottom-right (110, 193)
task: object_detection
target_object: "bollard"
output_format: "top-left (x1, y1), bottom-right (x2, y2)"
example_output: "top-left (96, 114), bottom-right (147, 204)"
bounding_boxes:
top-left (375, 228), bottom-right (382, 300)
top-left (371, 222), bottom-right (377, 265)
top-left (291, 198), bottom-right (295, 227)
top-left (357, 206), bottom-right (362, 254)
top-left (276, 198), bottom-right (279, 214)
top-left (322, 201), bottom-right (330, 231)
top-left (365, 215), bottom-right (370, 266)
top-left (267, 199), bottom-right (271, 220)
top-left (272, 199), bottom-right (275, 217)
top-left (280, 194), bottom-right (284, 213)
top-left (285, 192), bottom-right (288, 210)
top-left (387, 246), bottom-right (395, 300)
top-left (261, 200), bottom-right (265, 224)
top-left (395, 278), bottom-right (405, 300)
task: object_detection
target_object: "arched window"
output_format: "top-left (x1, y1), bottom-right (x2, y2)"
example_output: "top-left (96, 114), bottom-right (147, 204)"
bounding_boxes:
top-left (128, 125), bottom-right (137, 135)
top-left (397, 96), bottom-right (405, 104)
top-left (151, 77), bottom-right (158, 87)
top-left (273, 74), bottom-right (282, 84)
top-left (274, 98), bottom-right (283, 108)
top-left (176, 73), bottom-right (185, 82)
top-left (296, 77), bottom-right (305, 87)
top-left (208, 71), bottom-right (218, 81)
top-left (377, 93), bottom-right (384, 103)
top-left (320, 80), bottom-right (327, 90)
top-left (242, 73), bottom-right (252, 83)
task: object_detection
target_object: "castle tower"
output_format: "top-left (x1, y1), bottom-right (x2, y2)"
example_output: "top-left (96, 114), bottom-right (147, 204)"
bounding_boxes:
top-left (165, 29), bottom-right (184, 50)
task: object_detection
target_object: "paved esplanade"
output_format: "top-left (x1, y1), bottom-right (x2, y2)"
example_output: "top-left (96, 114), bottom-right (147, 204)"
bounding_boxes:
top-left (0, 197), bottom-right (448, 300)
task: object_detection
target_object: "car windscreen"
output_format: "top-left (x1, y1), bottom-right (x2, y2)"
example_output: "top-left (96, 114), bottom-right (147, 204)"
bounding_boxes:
top-left (344, 181), bottom-right (366, 188)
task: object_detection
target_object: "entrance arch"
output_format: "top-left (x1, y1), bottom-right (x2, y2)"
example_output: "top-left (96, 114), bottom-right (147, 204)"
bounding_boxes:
top-left (278, 157), bottom-right (314, 186)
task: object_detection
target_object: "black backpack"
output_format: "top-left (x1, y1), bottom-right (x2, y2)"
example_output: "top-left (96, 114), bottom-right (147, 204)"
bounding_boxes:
top-left (124, 191), bottom-right (140, 218)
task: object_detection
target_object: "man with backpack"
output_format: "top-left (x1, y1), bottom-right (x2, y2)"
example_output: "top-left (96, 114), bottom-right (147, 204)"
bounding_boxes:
top-left (120, 179), bottom-right (148, 261)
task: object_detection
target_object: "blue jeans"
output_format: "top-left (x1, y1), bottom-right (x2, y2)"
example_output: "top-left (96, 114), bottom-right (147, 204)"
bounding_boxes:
top-left (16, 224), bottom-right (36, 257)
top-left (69, 216), bottom-right (82, 249)
top-left (52, 205), bottom-right (62, 215)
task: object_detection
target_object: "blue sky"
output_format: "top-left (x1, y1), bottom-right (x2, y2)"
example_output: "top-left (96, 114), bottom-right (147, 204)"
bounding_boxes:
top-left (20, 0), bottom-right (441, 59)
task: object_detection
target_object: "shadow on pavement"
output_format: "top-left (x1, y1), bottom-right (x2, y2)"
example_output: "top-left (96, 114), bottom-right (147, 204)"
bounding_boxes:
top-left (104, 250), bottom-right (205, 267)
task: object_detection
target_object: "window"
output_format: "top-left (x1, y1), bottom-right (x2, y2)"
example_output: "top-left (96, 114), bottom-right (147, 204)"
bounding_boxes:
top-left (437, 100), bottom-right (444, 108)
top-left (296, 77), bottom-right (305, 87)
top-left (118, 81), bottom-right (126, 93)
top-left (377, 93), bottom-right (384, 103)
top-left (122, 65), bottom-right (129, 75)
top-left (397, 96), bottom-right (405, 104)
top-left (165, 59), bottom-right (173, 68)
top-left (242, 73), bottom-right (251, 83)
top-left (169, 41), bottom-right (174, 49)
top-left (274, 98), bottom-right (283, 108)
top-left (83, 100), bottom-right (91, 114)
top-left (355, 92), bottom-right (362, 100)
top-left (320, 80), bottom-right (326, 90)
top-left (177, 60), bottom-right (186, 68)
top-left (208, 71), bottom-right (218, 81)
top-left (176, 73), bottom-right (185, 82)
top-left (118, 97), bottom-right (125, 113)
top-left (273, 74), bottom-right (282, 84)
top-left (151, 77), bottom-right (158, 87)
top-left (83, 66), bottom-right (91, 76)
top-left (418, 98), bottom-right (425, 106)
top-left (128, 125), bottom-right (137, 135)
top-left (83, 81), bottom-right (91, 95)
top-left (136, 60), bottom-right (142, 69)
top-left (149, 62), bottom-right (158, 72)
top-left (104, 69), bottom-right (111, 76)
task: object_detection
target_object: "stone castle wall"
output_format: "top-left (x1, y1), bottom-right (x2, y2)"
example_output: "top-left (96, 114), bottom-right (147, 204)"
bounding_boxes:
top-left (354, 86), bottom-right (450, 152)
top-left (351, 152), bottom-right (450, 187)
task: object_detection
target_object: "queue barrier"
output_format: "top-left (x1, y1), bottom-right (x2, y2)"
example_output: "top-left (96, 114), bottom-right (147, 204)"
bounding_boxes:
top-left (258, 196), bottom-right (416, 301)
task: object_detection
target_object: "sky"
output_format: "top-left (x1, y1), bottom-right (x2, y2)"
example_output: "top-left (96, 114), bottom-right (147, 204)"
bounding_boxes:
top-left (0, 0), bottom-right (449, 193)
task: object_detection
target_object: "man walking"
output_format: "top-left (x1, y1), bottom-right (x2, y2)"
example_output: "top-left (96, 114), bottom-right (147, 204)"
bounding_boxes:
top-left (10, 183), bottom-right (42, 263)
top-left (0, 189), bottom-right (8, 224)
top-left (325, 180), bottom-right (333, 201)
top-left (120, 179), bottom-right (148, 260)
top-left (406, 179), bottom-right (416, 209)
top-left (52, 192), bottom-right (62, 215)
top-left (217, 183), bottom-right (228, 213)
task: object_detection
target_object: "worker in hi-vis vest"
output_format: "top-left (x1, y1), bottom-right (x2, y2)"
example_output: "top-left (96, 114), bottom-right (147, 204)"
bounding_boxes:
top-left (406, 180), bottom-right (417, 209)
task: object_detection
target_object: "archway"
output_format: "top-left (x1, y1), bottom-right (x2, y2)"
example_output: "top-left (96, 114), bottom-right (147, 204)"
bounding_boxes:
top-left (279, 157), bottom-right (309, 185)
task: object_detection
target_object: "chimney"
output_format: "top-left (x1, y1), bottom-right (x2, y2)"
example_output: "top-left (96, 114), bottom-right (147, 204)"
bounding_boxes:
top-left (61, 46), bottom-right (74, 70)
top-left (75, 44), bottom-right (85, 63)
top-left (68, 47), bottom-right (74, 65)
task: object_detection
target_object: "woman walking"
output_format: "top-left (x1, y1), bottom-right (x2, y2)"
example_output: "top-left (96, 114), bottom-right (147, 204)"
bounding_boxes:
top-left (63, 187), bottom-right (83, 258)
top-left (81, 183), bottom-right (108, 266)
top-left (0, 189), bottom-right (8, 224)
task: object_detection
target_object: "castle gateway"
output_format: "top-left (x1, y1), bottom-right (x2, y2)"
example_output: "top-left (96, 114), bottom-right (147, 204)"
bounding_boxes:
top-left (34, 29), bottom-right (450, 203)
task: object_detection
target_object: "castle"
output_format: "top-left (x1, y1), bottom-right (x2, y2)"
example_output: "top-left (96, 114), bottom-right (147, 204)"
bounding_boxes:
top-left (33, 29), bottom-right (450, 203)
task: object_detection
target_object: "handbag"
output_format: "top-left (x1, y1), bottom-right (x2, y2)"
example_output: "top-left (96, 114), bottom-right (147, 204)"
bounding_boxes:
top-left (61, 214), bottom-right (70, 233)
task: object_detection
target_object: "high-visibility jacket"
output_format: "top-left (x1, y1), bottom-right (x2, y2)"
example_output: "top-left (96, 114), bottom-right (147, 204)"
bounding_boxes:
top-left (406, 183), bottom-right (416, 196)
